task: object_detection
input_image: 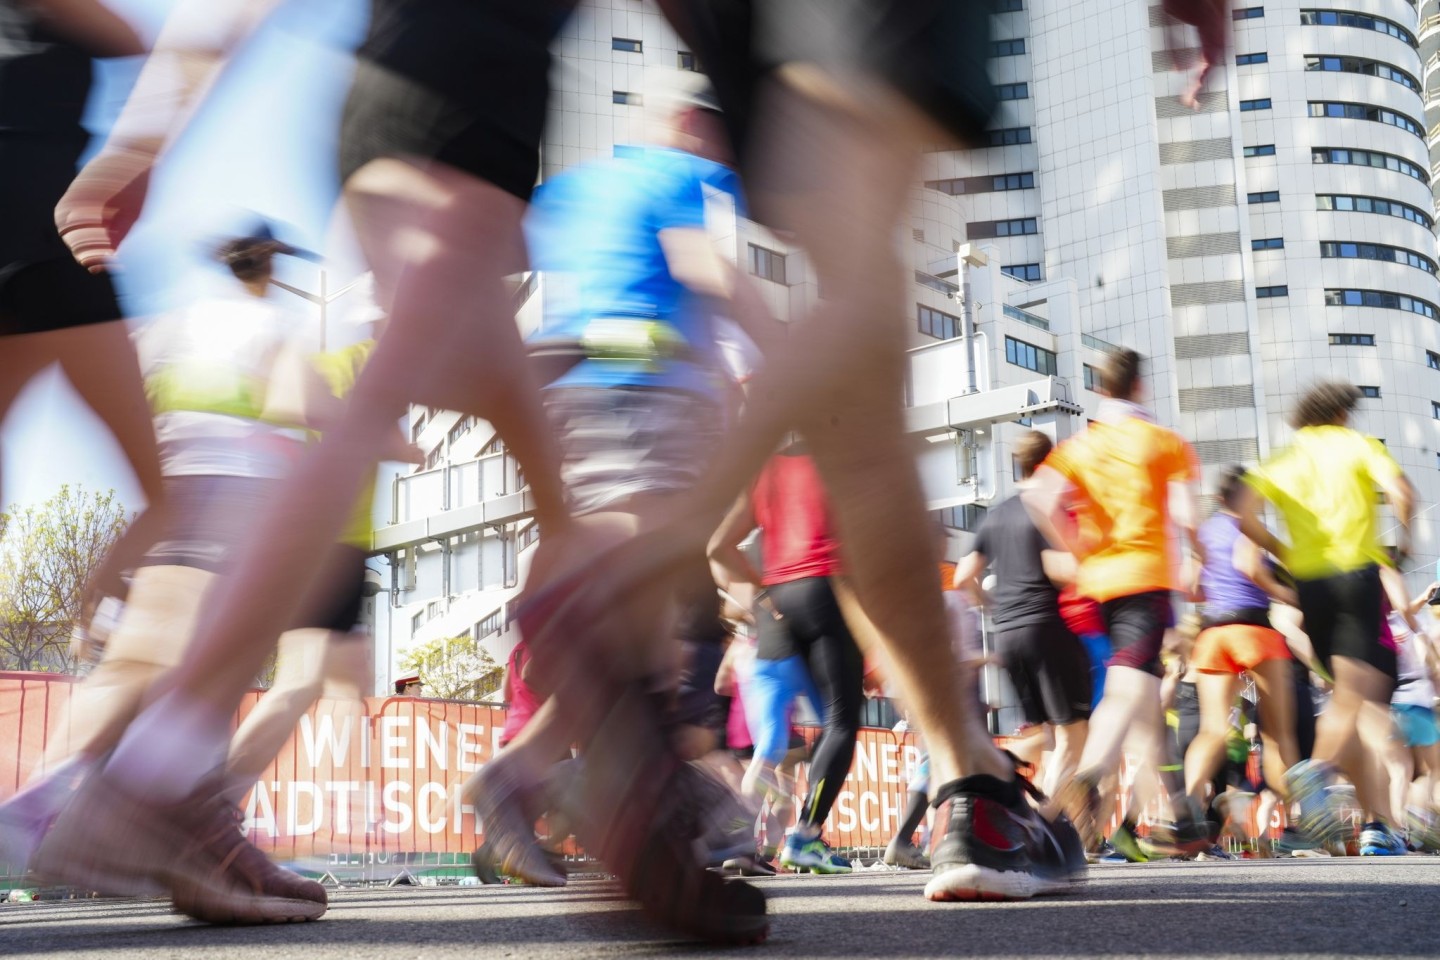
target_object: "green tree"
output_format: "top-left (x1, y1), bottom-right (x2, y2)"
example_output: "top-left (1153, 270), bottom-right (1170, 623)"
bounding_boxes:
top-left (399, 632), bottom-right (504, 701)
top-left (0, 486), bottom-right (129, 673)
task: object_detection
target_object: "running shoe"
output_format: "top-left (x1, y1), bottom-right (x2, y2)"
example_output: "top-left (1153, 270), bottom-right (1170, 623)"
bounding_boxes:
top-left (1359, 821), bottom-right (1407, 857)
top-left (32, 769), bottom-right (326, 924)
top-left (0, 761), bottom-right (87, 875)
top-left (1108, 823), bottom-right (1152, 863)
top-left (924, 775), bottom-right (1084, 902)
top-left (723, 855), bottom-right (778, 877)
top-left (1274, 826), bottom-right (1320, 857)
top-left (1405, 807), bottom-right (1440, 852)
top-left (883, 837), bottom-right (931, 870)
top-left (1095, 842), bottom-right (1130, 865)
top-left (1055, 771), bottom-right (1103, 851)
top-left (780, 833), bottom-right (853, 874)
top-left (471, 841), bottom-right (502, 884)
top-left (1195, 844), bottom-right (1236, 861)
top-left (1285, 759), bottom-right (1346, 849)
top-left (462, 757), bottom-right (567, 888)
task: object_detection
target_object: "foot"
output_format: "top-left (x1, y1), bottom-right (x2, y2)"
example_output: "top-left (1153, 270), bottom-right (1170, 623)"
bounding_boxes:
top-left (1056, 771), bottom-right (1103, 850)
top-left (471, 842), bottom-right (503, 884)
top-left (780, 832), bottom-right (852, 874)
top-left (1359, 821), bottom-right (1407, 857)
top-left (462, 758), bottom-right (567, 888)
top-left (1285, 760), bottom-right (1346, 849)
top-left (33, 770), bottom-right (326, 924)
top-left (883, 837), bottom-right (930, 870)
top-left (1108, 822), bottom-right (1152, 863)
top-left (923, 775), bottom-right (1084, 902)
top-left (0, 763), bottom-right (87, 874)
top-left (1195, 844), bottom-right (1236, 861)
top-left (723, 854), bottom-right (778, 877)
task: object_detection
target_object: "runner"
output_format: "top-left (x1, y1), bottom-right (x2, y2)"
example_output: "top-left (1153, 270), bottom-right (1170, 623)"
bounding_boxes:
top-left (1237, 380), bottom-right (1416, 856)
top-left (953, 430), bottom-right (1091, 819)
top-left (1025, 348), bottom-right (1210, 855)
top-left (710, 442), bottom-right (863, 875)
top-left (1183, 466), bottom-right (1303, 831)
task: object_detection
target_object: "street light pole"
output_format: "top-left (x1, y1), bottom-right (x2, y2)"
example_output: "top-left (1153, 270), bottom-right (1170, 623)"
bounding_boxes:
top-left (272, 267), bottom-right (365, 351)
top-left (956, 244), bottom-right (988, 397)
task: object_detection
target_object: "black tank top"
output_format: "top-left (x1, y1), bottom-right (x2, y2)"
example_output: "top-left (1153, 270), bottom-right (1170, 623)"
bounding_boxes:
top-left (0, 2), bottom-right (93, 139)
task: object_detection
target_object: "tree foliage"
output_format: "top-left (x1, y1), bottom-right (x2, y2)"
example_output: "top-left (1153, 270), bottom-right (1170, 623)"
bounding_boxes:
top-left (398, 632), bottom-right (504, 701)
top-left (0, 486), bottom-right (129, 673)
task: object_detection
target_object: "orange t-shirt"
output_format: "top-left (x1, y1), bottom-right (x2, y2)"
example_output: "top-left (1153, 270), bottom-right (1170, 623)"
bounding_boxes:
top-left (938, 561), bottom-right (957, 592)
top-left (1044, 416), bottom-right (1199, 603)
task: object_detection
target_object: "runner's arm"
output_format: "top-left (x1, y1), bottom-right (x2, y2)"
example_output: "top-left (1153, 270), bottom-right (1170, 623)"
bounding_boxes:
top-left (952, 549), bottom-right (988, 608)
top-left (1233, 534), bottom-right (1298, 607)
top-left (1022, 465), bottom-right (1081, 556)
top-left (1235, 484), bottom-right (1286, 560)
top-left (708, 492), bottom-right (763, 587)
top-left (1041, 549), bottom-right (1076, 587)
top-left (28, 0), bottom-right (146, 56)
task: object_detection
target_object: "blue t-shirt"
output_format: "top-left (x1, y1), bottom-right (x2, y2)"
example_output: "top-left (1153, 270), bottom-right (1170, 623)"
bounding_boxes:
top-left (525, 146), bottom-right (745, 398)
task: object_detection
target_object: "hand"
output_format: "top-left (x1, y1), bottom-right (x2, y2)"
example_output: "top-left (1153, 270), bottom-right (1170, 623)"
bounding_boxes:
top-left (55, 147), bottom-right (155, 273)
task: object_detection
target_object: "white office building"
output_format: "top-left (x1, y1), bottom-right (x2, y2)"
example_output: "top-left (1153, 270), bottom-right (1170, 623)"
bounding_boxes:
top-left (371, 0), bottom-right (1440, 693)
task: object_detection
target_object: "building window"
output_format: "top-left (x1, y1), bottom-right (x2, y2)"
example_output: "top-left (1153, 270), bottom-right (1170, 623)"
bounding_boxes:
top-left (475, 610), bottom-right (503, 639)
top-left (1329, 333), bottom-right (1375, 345)
top-left (612, 90), bottom-right (643, 105)
top-left (1244, 144), bottom-right (1276, 157)
top-left (1083, 364), bottom-right (1098, 390)
top-left (1236, 52), bottom-right (1269, 64)
top-left (995, 83), bottom-right (1029, 100)
top-left (612, 37), bottom-right (642, 52)
top-left (1240, 98), bottom-right (1272, 111)
top-left (1307, 101), bottom-right (1424, 139)
top-left (993, 172), bottom-right (1036, 191)
top-left (677, 50), bottom-right (697, 71)
top-left (1299, 10), bottom-right (1416, 48)
top-left (1005, 335), bottom-right (1058, 375)
top-left (1325, 288), bottom-right (1440, 320)
top-left (1256, 285), bottom-right (1289, 298)
top-left (411, 612), bottom-right (424, 634)
top-left (918, 304), bottom-right (960, 340)
top-left (992, 38), bottom-right (1026, 56)
top-left (1233, 5), bottom-right (1264, 18)
top-left (1304, 54), bottom-right (1420, 92)
top-left (1317, 194), bottom-right (1433, 229)
top-left (1433, 401), bottom-right (1440, 419)
top-left (448, 415), bottom-right (475, 446)
top-left (1248, 191), bottom-right (1280, 204)
top-left (1429, 351), bottom-right (1440, 370)
top-left (1002, 263), bottom-right (1043, 281)
top-left (1321, 241), bottom-right (1437, 275)
top-left (1312, 147), bottom-right (1427, 184)
top-left (987, 127), bottom-right (1033, 146)
top-left (747, 244), bottom-right (787, 284)
top-left (411, 413), bottom-right (427, 442)
top-left (935, 504), bottom-right (988, 533)
top-left (1252, 237), bottom-right (1285, 250)
top-left (1358, 385), bottom-right (1382, 398)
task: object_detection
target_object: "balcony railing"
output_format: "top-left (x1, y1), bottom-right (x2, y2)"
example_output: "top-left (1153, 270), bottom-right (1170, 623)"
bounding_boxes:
top-left (1002, 303), bottom-right (1050, 331)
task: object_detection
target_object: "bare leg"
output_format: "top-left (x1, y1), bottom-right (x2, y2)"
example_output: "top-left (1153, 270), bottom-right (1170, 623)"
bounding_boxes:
top-left (1184, 671), bottom-right (1239, 805)
top-left (1316, 656), bottom-right (1399, 824)
top-left (1041, 720), bottom-right (1088, 820)
top-left (1249, 657), bottom-right (1300, 800)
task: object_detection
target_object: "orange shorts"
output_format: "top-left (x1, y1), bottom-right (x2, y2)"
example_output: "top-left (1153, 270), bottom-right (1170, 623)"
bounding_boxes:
top-left (1192, 623), bottom-right (1291, 673)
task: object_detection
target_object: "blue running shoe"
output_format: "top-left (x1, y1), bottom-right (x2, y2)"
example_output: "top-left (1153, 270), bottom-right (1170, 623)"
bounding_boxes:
top-left (1359, 822), bottom-right (1407, 856)
top-left (780, 832), bottom-right (852, 874)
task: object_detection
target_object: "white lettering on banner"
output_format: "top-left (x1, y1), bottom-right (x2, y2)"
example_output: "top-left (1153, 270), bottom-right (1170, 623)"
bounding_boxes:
top-left (902, 745), bottom-right (921, 782)
top-left (457, 723), bottom-right (485, 772)
top-left (288, 781), bottom-right (323, 836)
top-left (380, 716), bottom-right (409, 769)
top-left (300, 714), bottom-right (353, 768)
top-left (852, 741), bottom-right (876, 783)
top-left (360, 716), bottom-right (372, 768)
top-left (880, 743), bottom-right (899, 784)
top-left (383, 781), bottom-right (413, 833)
top-left (244, 781), bottom-right (277, 834)
top-left (416, 718), bottom-right (448, 770)
top-left (453, 785), bottom-right (477, 834)
top-left (325, 781), bottom-right (359, 834)
top-left (417, 782), bottom-right (449, 833)
top-left (859, 791), bottom-right (880, 833)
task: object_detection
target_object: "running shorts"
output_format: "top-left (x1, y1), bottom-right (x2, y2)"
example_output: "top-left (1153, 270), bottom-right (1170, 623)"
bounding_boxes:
top-left (1101, 590), bottom-right (1173, 676)
top-left (1393, 703), bottom-right (1440, 748)
top-left (339, 0), bottom-right (576, 200)
top-left (1192, 624), bottom-right (1291, 674)
top-left (0, 136), bottom-right (123, 336)
top-left (746, 654), bottom-right (821, 765)
top-left (543, 385), bottom-right (723, 516)
top-left (993, 617), bottom-right (1093, 728)
top-left (660, 0), bottom-right (996, 184)
top-left (674, 638), bottom-right (729, 733)
top-left (1295, 564), bottom-right (1394, 681)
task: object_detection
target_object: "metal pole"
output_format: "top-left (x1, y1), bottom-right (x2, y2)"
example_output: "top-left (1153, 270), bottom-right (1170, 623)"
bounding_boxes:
top-left (318, 268), bottom-right (328, 351)
top-left (960, 256), bottom-right (978, 397)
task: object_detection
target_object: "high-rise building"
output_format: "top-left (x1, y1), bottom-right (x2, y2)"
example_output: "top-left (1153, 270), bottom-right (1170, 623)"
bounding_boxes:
top-left (371, 0), bottom-right (1440, 692)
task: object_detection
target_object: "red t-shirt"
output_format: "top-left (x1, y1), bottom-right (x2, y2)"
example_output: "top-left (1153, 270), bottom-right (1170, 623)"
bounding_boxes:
top-left (1058, 587), bottom-right (1105, 636)
top-left (753, 452), bottom-right (842, 585)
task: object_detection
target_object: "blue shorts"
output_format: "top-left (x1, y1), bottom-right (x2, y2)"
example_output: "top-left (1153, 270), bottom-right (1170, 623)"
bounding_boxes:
top-left (1079, 632), bottom-right (1110, 709)
top-left (745, 655), bottom-right (821, 765)
top-left (1393, 703), bottom-right (1440, 748)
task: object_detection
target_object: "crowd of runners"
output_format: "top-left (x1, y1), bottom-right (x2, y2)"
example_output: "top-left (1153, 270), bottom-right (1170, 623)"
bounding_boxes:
top-left (0, 0), bottom-right (1431, 948)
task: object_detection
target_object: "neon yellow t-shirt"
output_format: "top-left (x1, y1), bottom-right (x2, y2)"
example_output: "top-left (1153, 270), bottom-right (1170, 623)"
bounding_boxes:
top-left (311, 340), bottom-right (377, 549)
top-left (1246, 425), bottom-right (1401, 579)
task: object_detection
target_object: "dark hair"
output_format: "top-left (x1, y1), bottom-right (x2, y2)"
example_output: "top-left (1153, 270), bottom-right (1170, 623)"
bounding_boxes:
top-left (1012, 430), bottom-right (1053, 480)
top-left (1217, 464), bottom-right (1248, 509)
top-left (1098, 348), bottom-right (1143, 400)
top-left (215, 237), bottom-right (281, 284)
top-left (1290, 380), bottom-right (1360, 429)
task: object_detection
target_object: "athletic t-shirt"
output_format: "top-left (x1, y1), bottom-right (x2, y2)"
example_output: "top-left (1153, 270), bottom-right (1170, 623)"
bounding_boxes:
top-left (1044, 415), bottom-right (1200, 603)
top-left (525, 146), bottom-right (744, 399)
top-left (970, 494), bottom-right (1059, 629)
top-left (1392, 613), bottom-right (1436, 708)
top-left (1246, 425), bottom-right (1403, 580)
top-left (752, 451), bottom-right (842, 585)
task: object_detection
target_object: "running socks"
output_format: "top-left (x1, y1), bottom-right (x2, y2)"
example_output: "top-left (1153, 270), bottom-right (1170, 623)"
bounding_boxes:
top-left (898, 789), bottom-right (929, 844)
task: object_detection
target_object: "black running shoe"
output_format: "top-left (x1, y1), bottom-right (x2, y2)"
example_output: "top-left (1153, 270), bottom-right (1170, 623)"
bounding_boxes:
top-left (924, 775), bottom-right (1083, 902)
top-left (471, 841), bottom-right (502, 884)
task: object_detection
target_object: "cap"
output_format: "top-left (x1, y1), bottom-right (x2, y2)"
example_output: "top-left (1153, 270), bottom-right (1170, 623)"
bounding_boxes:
top-left (394, 673), bottom-right (422, 694)
top-left (213, 218), bottom-right (322, 266)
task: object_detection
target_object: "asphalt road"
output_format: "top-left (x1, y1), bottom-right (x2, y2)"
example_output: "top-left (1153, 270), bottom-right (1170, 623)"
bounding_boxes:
top-left (3, 858), bottom-right (1439, 959)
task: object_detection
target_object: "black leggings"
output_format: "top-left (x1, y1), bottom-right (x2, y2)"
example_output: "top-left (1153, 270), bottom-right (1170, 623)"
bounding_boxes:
top-left (760, 576), bottom-right (865, 830)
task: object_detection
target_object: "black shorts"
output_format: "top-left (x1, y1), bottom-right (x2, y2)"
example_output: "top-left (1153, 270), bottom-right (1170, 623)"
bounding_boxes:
top-left (339, 0), bottom-right (576, 200)
top-left (1296, 564), bottom-right (1394, 681)
top-left (295, 546), bottom-right (369, 635)
top-left (660, 0), bottom-right (996, 185)
top-left (673, 639), bottom-right (728, 732)
top-left (994, 617), bottom-right (1092, 728)
top-left (0, 137), bottom-right (123, 336)
top-left (1102, 590), bottom-right (1173, 676)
